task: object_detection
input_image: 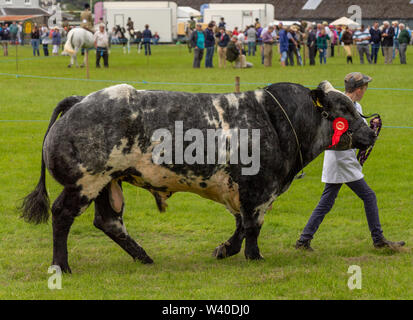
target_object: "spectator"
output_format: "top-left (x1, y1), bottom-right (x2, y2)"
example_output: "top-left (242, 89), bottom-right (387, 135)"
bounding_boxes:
top-left (61, 27), bottom-right (68, 51)
top-left (246, 25), bottom-right (257, 56)
top-left (381, 21), bottom-right (394, 64)
top-left (392, 21), bottom-right (400, 59)
top-left (398, 23), bottom-right (411, 64)
top-left (17, 22), bottom-right (23, 45)
top-left (278, 23), bottom-right (289, 67)
top-left (142, 24), bottom-right (152, 56)
top-left (254, 18), bottom-right (261, 29)
top-left (216, 26), bottom-right (230, 68)
top-left (94, 24), bottom-right (109, 68)
top-left (370, 22), bottom-right (381, 64)
top-left (135, 30), bottom-right (142, 53)
top-left (287, 25), bottom-right (302, 66)
top-left (342, 26), bottom-right (353, 64)
top-left (226, 35), bottom-right (248, 68)
top-left (190, 24), bottom-right (205, 68)
top-left (204, 23), bottom-right (215, 68)
top-left (353, 25), bottom-right (372, 64)
top-left (80, 3), bottom-right (94, 34)
top-left (0, 23), bottom-right (9, 56)
top-left (218, 18), bottom-right (226, 29)
top-left (31, 25), bottom-right (40, 56)
top-left (316, 28), bottom-right (329, 64)
top-left (329, 25), bottom-right (338, 57)
top-left (262, 25), bottom-right (275, 67)
top-left (9, 21), bottom-right (18, 44)
top-left (52, 27), bottom-right (61, 56)
top-left (232, 27), bottom-right (239, 36)
top-left (153, 32), bottom-right (160, 45)
top-left (40, 24), bottom-right (49, 56)
top-left (307, 26), bottom-right (316, 65)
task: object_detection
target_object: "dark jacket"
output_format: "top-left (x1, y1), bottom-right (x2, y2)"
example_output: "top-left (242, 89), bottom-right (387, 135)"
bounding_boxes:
top-left (307, 30), bottom-right (316, 47)
top-left (190, 30), bottom-right (200, 48)
top-left (226, 41), bottom-right (239, 62)
top-left (204, 27), bottom-right (215, 48)
top-left (142, 29), bottom-right (152, 43)
top-left (341, 31), bottom-right (353, 45)
top-left (370, 28), bottom-right (382, 44)
top-left (216, 31), bottom-right (230, 47)
top-left (381, 26), bottom-right (394, 47)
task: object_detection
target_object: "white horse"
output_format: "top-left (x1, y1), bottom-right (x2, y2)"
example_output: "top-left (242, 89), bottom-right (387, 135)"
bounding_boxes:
top-left (62, 27), bottom-right (95, 68)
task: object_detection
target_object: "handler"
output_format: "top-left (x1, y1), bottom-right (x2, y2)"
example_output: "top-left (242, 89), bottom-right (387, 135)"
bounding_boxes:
top-left (296, 72), bottom-right (405, 251)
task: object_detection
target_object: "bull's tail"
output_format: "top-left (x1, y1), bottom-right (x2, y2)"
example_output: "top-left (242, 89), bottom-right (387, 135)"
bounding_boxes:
top-left (63, 29), bottom-right (75, 55)
top-left (20, 96), bottom-right (84, 224)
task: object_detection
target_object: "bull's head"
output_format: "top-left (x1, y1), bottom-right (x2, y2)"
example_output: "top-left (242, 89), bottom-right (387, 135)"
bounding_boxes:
top-left (310, 81), bottom-right (376, 151)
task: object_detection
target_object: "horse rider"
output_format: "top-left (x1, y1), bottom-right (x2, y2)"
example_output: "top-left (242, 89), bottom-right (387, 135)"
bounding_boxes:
top-left (80, 3), bottom-right (94, 34)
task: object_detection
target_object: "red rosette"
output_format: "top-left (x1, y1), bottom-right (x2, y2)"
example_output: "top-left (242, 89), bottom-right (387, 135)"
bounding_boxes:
top-left (329, 117), bottom-right (349, 148)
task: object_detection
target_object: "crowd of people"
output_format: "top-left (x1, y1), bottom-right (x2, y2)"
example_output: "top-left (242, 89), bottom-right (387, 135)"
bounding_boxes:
top-left (0, 21), bottom-right (65, 57)
top-left (185, 17), bottom-right (413, 68)
top-left (1, 10), bottom-right (412, 68)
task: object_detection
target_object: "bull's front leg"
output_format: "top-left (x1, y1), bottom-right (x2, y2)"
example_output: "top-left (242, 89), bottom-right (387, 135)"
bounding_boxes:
top-left (213, 214), bottom-right (245, 259)
top-left (242, 208), bottom-right (265, 260)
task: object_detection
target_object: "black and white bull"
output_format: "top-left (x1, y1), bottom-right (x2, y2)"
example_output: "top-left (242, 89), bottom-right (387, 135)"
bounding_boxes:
top-left (21, 81), bottom-right (376, 273)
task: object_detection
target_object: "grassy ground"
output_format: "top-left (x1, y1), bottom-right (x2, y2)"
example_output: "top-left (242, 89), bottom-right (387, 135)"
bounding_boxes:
top-left (0, 44), bottom-right (412, 300)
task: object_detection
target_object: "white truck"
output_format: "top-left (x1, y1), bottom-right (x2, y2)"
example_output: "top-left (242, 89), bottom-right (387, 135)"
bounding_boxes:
top-left (201, 3), bottom-right (275, 31)
top-left (94, 1), bottom-right (178, 43)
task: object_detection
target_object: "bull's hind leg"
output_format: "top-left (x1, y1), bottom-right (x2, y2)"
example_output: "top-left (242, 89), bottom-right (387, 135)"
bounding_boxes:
top-left (93, 181), bottom-right (153, 264)
top-left (213, 214), bottom-right (245, 259)
top-left (52, 187), bottom-right (89, 273)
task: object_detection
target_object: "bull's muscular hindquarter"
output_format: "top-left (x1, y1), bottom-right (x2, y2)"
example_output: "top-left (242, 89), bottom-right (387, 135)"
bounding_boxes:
top-left (21, 81), bottom-right (376, 272)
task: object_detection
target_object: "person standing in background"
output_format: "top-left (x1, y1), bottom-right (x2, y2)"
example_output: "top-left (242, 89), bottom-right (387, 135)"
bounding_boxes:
top-left (369, 22), bottom-right (381, 64)
top-left (307, 26), bottom-right (316, 65)
top-left (40, 24), bottom-right (49, 56)
top-left (341, 26), bottom-right (353, 64)
top-left (316, 28), bottom-right (329, 64)
top-left (31, 25), bottom-right (40, 56)
top-left (9, 21), bottom-right (18, 44)
top-left (381, 21), bottom-right (394, 64)
top-left (353, 25), bottom-right (372, 64)
top-left (0, 23), bottom-right (9, 56)
top-left (142, 24), bottom-right (152, 56)
top-left (398, 23), bottom-right (411, 64)
top-left (262, 25), bottom-right (275, 67)
top-left (190, 24), bottom-right (205, 68)
top-left (94, 24), bottom-right (109, 68)
top-left (392, 21), bottom-right (400, 59)
top-left (17, 22), bottom-right (23, 45)
top-left (216, 26), bottom-right (229, 68)
top-left (204, 22), bottom-right (215, 68)
top-left (247, 25), bottom-right (257, 56)
top-left (278, 23), bottom-right (289, 67)
top-left (52, 27), bottom-right (61, 56)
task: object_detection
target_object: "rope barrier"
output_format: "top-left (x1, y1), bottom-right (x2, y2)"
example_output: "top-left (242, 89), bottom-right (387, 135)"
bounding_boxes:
top-left (1, 72), bottom-right (413, 92)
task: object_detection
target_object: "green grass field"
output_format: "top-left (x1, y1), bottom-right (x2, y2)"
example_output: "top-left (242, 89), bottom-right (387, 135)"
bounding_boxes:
top-left (0, 44), bottom-right (412, 300)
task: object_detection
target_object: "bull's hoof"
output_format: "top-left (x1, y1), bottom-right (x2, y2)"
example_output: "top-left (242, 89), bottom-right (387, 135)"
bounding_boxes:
top-left (80, 64), bottom-right (85, 68)
top-left (67, 64), bottom-right (72, 68)
top-left (213, 243), bottom-right (228, 259)
top-left (53, 262), bottom-right (72, 274)
top-left (245, 251), bottom-right (264, 261)
top-left (136, 255), bottom-right (154, 264)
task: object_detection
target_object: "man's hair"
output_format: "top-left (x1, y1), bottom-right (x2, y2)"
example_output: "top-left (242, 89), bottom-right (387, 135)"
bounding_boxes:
top-left (84, 3), bottom-right (90, 9)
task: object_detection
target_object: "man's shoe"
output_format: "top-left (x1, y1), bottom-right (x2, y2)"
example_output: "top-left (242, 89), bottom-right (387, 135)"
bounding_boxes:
top-left (295, 239), bottom-right (314, 251)
top-left (374, 237), bottom-right (405, 251)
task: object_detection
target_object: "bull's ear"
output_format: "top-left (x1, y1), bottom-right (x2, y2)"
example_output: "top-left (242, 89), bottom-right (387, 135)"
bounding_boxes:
top-left (310, 88), bottom-right (329, 110)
